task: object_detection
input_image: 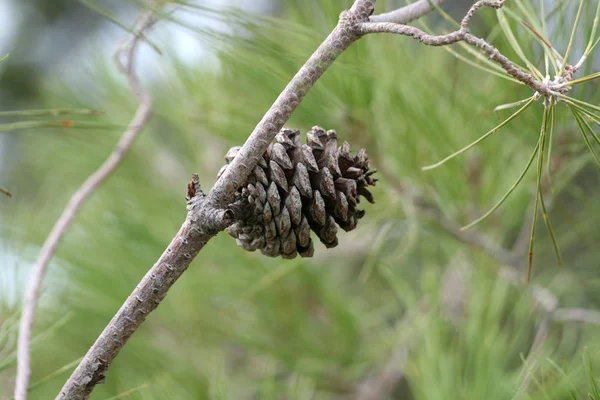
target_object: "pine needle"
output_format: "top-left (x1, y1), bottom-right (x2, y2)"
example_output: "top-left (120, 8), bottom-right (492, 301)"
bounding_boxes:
top-left (574, 105), bottom-right (600, 148)
top-left (0, 109), bottom-right (104, 117)
top-left (418, 18), bottom-right (518, 79)
top-left (103, 384), bottom-right (149, 400)
top-left (228, 261), bottom-right (301, 308)
top-left (560, 94), bottom-right (600, 114)
top-left (497, 8), bottom-right (544, 80)
top-left (459, 40), bottom-right (524, 75)
top-left (584, 0), bottom-right (600, 56)
top-left (564, 99), bottom-right (600, 125)
top-left (566, 71), bottom-right (600, 86)
top-left (584, 350), bottom-right (600, 400)
top-left (539, 186), bottom-right (561, 266)
top-left (461, 135), bottom-right (541, 231)
top-left (537, 106), bottom-right (562, 266)
top-left (546, 105), bottom-right (556, 190)
top-left (494, 97), bottom-right (534, 112)
top-left (527, 107), bottom-right (551, 281)
top-left (422, 96), bottom-right (536, 171)
top-left (560, 0), bottom-right (585, 76)
top-left (0, 120), bottom-right (122, 132)
top-left (444, 47), bottom-right (523, 84)
top-left (27, 358), bottom-right (83, 392)
top-left (570, 106), bottom-right (600, 167)
top-left (78, 0), bottom-right (162, 54)
top-left (499, 2), bottom-right (562, 74)
top-left (429, 0), bottom-right (461, 30)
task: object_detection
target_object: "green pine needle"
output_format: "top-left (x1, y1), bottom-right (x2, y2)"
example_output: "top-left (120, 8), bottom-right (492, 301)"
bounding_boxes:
top-left (537, 107), bottom-right (562, 267)
top-left (577, 109), bottom-right (600, 148)
top-left (546, 105), bottom-right (556, 190)
top-left (585, 350), bottom-right (600, 400)
top-left (0, 120), bottom-right (122, 132)
top-left (461, 133), bottom-right (541, 231)
top-left (103, 384), bottom-right (149, 400)
top-left (527, 107), bottom-right (551, 281)
top-left (27, 357), bottom-right (83, 393)
top-left (0, 108), bottom-right (104, 117)
top-left (560, 0), bottom-right (585, 76)
top-left (422, 96), bottom-right (536, 171)
top-left (502, 5), bottom-right (561, 74)
top-left (445, 46), bottom-right (523, 83)
top-left (560, 94), bottom-right (600, 114)
top-left (564, 99), bottom-right (600, 126)
top-left (567, 71), bottom-right (600, 86)
top-left (570, 105), bottom-right (600, 166)
top-left (584, 0), bottom-right (600, 56)
top-left (494, 97), bottom-right (535, 112)
top-left (78, 0), bottom-right (162, 54)
top-left (497, 8), bottom-right (544, 80)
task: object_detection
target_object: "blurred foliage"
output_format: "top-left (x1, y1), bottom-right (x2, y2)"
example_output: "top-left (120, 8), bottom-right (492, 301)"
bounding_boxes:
top-left (1, 0), bottom-right (600, 399)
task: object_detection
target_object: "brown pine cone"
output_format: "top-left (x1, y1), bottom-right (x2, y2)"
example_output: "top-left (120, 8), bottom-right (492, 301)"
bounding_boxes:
top-left (218, 126), bottom-right (377, 259)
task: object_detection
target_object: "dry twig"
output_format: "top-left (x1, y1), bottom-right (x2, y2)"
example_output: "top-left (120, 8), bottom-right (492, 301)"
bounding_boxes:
top-left (361, 0), bottom-right (567, 97)
top-left (14, 10), bottom-right (158, 400)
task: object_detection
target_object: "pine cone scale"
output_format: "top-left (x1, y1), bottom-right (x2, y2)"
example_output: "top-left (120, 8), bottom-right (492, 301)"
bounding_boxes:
top-left (220, 126), bottom-right (376, 258)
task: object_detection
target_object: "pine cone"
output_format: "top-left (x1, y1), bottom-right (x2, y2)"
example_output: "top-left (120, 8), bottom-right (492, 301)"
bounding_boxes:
top-left (218, 126), bottom-right (377, 259)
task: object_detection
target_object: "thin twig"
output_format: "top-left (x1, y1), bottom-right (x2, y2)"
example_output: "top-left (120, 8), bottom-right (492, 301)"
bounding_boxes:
top-left (358, 0), bottom-right (565, 97)
top-left (370, 0), bottom-right (445, 24)
top-left (14, 10), bottom-right (158, 400)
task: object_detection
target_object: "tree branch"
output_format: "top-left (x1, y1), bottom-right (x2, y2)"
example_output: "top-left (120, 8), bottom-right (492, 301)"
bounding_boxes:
top-left (358, 0), bottom-right (567, 97)
top-left (56, 189), bottom-right (232, 399)
top-left (370, 0), bottom-right (445, 24)
top-left (14, 12), bottom-right (158, 400)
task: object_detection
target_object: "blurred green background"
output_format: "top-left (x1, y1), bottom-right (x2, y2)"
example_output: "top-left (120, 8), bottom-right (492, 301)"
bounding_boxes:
top-left (1, 0), bottom-right (600, 399)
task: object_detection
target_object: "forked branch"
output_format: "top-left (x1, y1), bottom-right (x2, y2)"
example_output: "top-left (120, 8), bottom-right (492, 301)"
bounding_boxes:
top-left (360, 0), bottom-right (566, 97)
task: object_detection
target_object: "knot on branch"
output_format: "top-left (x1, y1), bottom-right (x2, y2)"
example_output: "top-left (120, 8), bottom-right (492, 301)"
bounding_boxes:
top-left (561, 64), bottom-right (575, 83)
top-left (185, 173), bottom-right (235, 235)
top-left (186, 173), bottom-right (203, 201)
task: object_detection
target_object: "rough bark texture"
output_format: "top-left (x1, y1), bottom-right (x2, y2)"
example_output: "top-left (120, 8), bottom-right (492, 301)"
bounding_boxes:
top-left (56, 189), bottom-right (232, 399)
